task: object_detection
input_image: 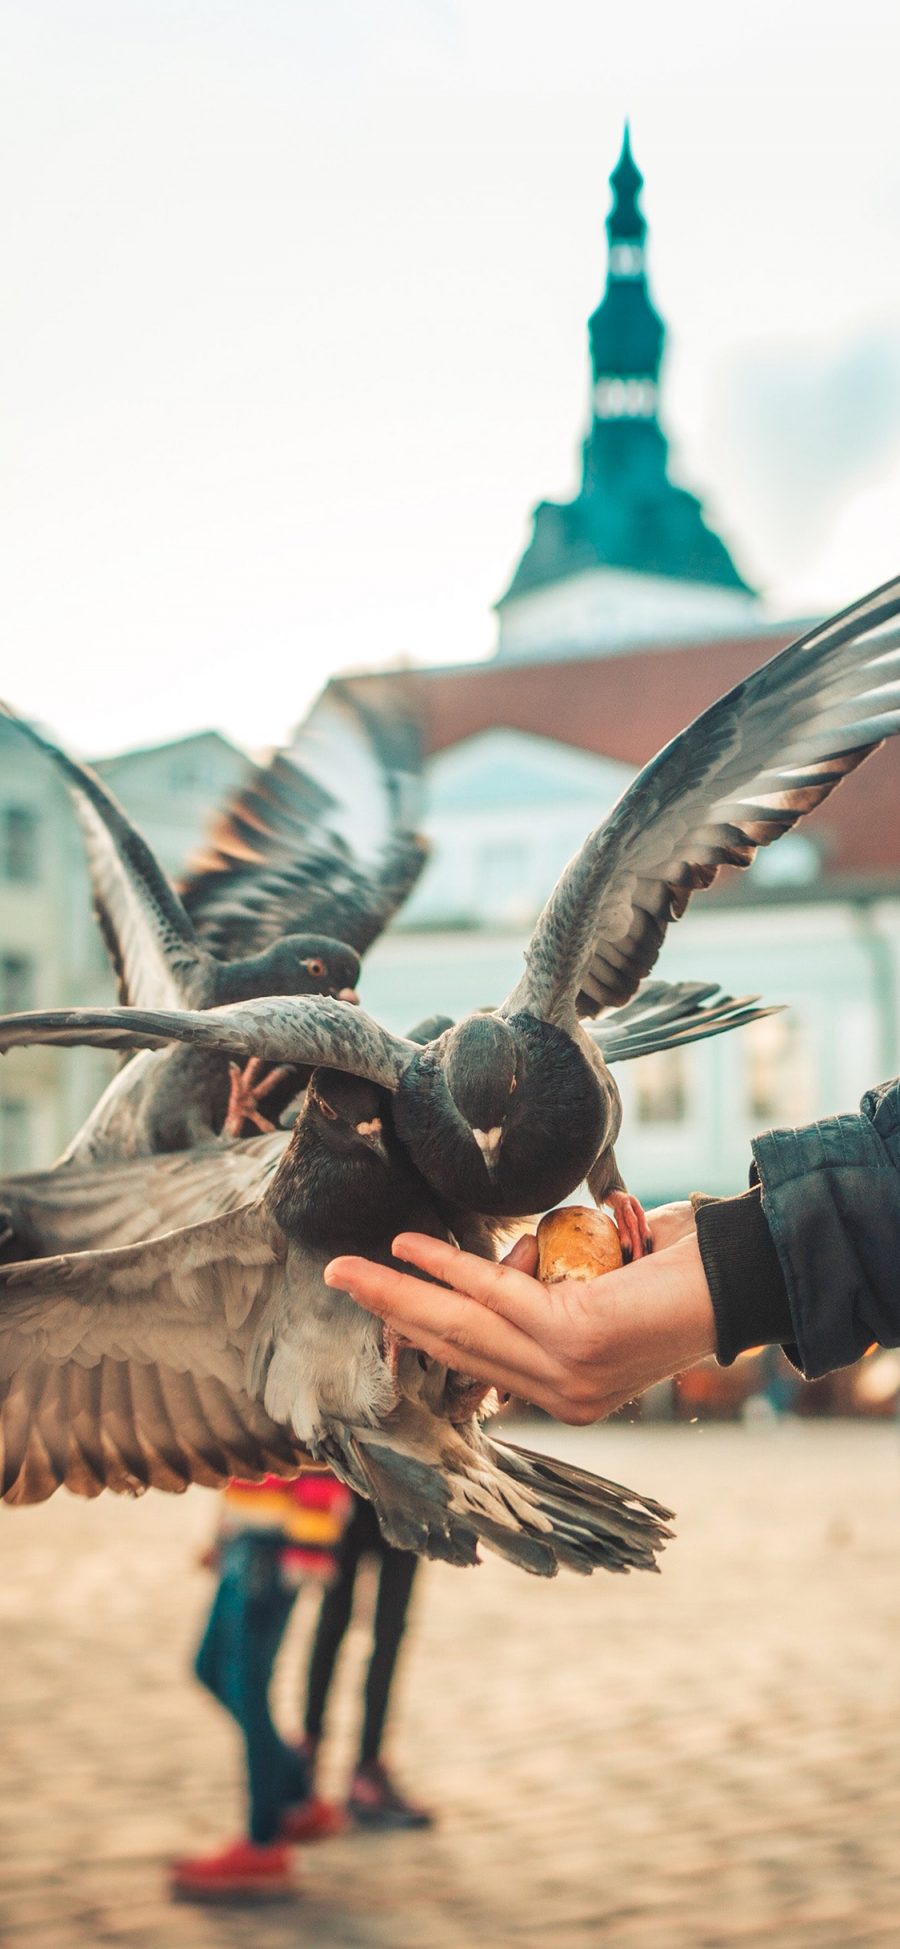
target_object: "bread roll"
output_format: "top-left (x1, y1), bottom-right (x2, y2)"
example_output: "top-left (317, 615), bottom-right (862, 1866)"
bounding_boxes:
top-left (536, 1205), bottom-right (623, 1284)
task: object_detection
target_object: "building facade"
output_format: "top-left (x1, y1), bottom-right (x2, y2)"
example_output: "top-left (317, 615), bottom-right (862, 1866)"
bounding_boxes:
top-left (0, 718), bottom-right (247, 1169)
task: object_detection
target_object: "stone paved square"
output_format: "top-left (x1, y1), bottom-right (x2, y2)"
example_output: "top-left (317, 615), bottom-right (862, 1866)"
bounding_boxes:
top-left (2, 1419), bottom-right (900, 1948)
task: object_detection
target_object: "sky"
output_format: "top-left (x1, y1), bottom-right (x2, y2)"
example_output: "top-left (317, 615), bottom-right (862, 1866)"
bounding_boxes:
top-left (3, 0), bottom-right (900, 755)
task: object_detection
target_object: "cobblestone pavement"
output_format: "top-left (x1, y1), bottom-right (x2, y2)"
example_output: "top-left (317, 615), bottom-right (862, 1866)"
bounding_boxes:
top-left (3, 1420), bottom-right (900, 1948)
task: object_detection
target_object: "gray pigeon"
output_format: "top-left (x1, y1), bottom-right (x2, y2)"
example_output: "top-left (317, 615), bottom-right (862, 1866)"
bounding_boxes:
top-left (9, 573), bottom-right (899, 1244)
top-left (0, 1069), bottom-right (671, 1577)
top-left (1, 681), bottom-right (427, 1165)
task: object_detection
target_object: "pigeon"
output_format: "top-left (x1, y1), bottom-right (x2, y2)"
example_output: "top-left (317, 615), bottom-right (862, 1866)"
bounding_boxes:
top-left (1, 681), bottom-right (427, 1164)
top-left (0, 1131), bottom-right (309, 1495)
top-left (176, 676), bottom-right (428, 963)
top-left (0, 1067), bottom-right (672, 1577)
top-left (0, 977), bottom-right (773, 1206)
top-left (10, 571), bottom-right (899, 1244)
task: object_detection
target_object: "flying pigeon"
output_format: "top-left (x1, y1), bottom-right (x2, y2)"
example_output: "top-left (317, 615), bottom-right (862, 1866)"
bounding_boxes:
top-left (0, 978), bottom-right (773, 1202)
top-left (0, 1066), bottom-right (672, 1576)
top-left (176, 675), bottom-right (428, 963)
top-left (9, 573), bottom-right (899, 1247)
top-left (0, 681), bottom-right (427, 1163)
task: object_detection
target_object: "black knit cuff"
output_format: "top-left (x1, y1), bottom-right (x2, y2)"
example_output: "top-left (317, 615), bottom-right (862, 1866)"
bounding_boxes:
top-left (693, 1186), bottom-right (793, 1366)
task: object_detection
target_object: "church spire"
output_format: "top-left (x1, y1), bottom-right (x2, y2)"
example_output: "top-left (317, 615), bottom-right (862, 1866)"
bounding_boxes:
top-left (588, 123), bottom-right (664, 419)
top-left (494, 122), bottom-right (757, 654)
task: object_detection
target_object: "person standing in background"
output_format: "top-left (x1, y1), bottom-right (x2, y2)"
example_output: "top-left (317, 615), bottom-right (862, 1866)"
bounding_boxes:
top-left (299, 1492), bottom-right (434, 1831)
top-left (171, 1470), bottom-right (350, 1903)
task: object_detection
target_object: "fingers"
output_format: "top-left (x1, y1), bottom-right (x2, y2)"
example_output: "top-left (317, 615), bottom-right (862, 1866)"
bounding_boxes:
top-left (645, 1201), bottom-right (697, 1252)
top-left (503, 1232), bottom-right (538, 1274)
top-left (388, 1232), bottom-right (552, 1334)
top-left (324, 1252), bottom-right (555, 1400)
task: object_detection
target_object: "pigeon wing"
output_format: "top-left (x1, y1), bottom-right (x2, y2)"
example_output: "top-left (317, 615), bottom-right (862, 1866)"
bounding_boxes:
top-left (1, 1130), bottom-right (288, 1260)
top-left (1, 1358), bottom-right (308, 1504)
top-left (0, 1205), bottom-right (299, 1503)
top-left (178, 678), bottom-right (428, 959)
top-left (585, 980), bottom-right (779, 1063)
top-left (0, 703), bottom-right (211, 1010)
top-left (502, 576), bottom-right (900, 1020)
top-left (0, 995), bottom-right (414, 1090)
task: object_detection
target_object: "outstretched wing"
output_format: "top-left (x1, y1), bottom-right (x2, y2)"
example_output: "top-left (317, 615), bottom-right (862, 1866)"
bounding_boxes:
top-left (586, 980), bottom-right (779, 1064)
top-left (502, 576), bottom-right (900, 1020)
top-left (179, 678), bottom-right (428, 959)
top-left (1, 1359), bottom-right (308, 1504)
top-left (0, 995), bottom-right (414, 1090)
top-left (0, 1205), bottom-right (296, 1504)
top-left (1, 1130), bottom-right (288, 1261)
top-left (0, 703), bottom-right (211, 1011)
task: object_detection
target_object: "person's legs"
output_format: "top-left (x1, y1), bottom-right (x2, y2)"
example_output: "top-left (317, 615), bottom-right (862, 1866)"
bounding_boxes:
top-left (303, 1497), bottom-right (368, 1747)
top-left (347, 1541), bottom-right (434, 1830)
top-left (172, 1536), bottom-right (304, 1898)
top-left (194, 1567), bottom-right (235, 1708)
top-left (224, 1538), bottom-right (307, 1842)
top-left (358, 1544), bottom-right (418, 1766)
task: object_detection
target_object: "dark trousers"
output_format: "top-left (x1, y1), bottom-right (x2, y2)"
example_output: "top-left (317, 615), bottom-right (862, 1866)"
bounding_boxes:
top-left (195, 1535), bottom-right (309, 1844)
top-left (304, 1494), bottom-right (419, 1766)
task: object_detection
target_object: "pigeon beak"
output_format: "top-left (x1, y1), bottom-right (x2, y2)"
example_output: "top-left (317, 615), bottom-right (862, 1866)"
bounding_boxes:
top-left (356, 1116), bottom-right (389, 1166)
top-left (339, 988), bottom-right (361, 1006)
top-left (473, 1126), bottom-right (503, 1176)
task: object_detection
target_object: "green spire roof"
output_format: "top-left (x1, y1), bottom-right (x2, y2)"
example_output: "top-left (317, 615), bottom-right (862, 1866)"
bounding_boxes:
top-left (499, 126), bottom-right (755, 609)
top-left (589, 124), bottom-right (664, 390)
top-left (606, 123), bottom-right (646, 245)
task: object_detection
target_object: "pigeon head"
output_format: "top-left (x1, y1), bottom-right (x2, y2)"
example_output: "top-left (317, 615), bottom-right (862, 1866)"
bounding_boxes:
top-left (237, 935), bottom-right (361, 1004)
top-left (306, 1067), bottom-right (390, 1167)
top-left (442, 1015), bottom-right (519, 1176)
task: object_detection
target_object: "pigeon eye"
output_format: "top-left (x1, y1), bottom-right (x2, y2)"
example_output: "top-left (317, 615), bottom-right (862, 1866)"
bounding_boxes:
top-left (316, 1096), bottom-right (338, 1121)
top-left (509, 1076), bottom-right (517, 1094)
top-left (305, 958), bottom-right (327, 979)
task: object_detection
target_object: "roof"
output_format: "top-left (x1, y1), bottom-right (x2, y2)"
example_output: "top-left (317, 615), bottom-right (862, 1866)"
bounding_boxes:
top-left (498, 127), bottom-right (755, 608)
top-left (338, 626), bottom-right (900, 887)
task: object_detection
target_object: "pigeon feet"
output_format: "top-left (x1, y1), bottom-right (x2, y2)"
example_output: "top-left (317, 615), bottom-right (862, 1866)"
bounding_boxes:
top-left (381, 1322), bottom-right (410, 1378)
top-left (224, 1058), bottom-right (296, 1138)
top-left (606, 1189), bottom-right (652, 1264)
top-left (447, 1380), bottom-right (506, 1423)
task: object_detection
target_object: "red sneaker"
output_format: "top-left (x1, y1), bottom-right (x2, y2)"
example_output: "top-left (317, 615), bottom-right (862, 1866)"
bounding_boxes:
top-left (169, 1836), bottom-right (296, 1902)
top-left (280, 1796), bottom-right (346, 1843)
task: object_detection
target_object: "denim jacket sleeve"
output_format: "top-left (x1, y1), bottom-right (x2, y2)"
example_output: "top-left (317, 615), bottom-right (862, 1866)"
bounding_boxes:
top-left (751, 1078), bottom-right (900, 1379)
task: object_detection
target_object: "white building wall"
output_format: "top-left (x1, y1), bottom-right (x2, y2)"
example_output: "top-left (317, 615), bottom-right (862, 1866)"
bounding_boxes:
top-left (0, 724), bottom-right (247, 1168)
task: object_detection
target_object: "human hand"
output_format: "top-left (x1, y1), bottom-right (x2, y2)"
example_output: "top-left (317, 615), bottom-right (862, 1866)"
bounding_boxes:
top-left (325, 1227), bottom-right (716, 1425)
top-left (645, 1201), bottom-right (697, 1252)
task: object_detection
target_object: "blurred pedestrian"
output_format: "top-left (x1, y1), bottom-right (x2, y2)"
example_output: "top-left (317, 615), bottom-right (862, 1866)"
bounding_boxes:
top-left (170, 1469), bottom-right (350, 1902)
top-left (299, 1492), bottom-right (434, 1830)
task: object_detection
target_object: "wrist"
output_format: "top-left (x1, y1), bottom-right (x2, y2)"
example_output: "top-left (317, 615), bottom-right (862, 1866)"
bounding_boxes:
top-left (575, 1235), bottom-right (717, 1421)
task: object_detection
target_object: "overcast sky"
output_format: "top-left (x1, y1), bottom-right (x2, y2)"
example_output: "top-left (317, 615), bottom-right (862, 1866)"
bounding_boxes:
top-left (2, 0), bottom-right (900, 755)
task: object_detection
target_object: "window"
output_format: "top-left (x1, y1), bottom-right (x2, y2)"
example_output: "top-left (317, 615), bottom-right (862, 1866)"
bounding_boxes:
top-left (0, 954), bottom-right (34, 1012)
top-left (1, 805), bottom-right (38, 882)
top-left (0, 1100), bottom-right (29, 1171)
top-left (745, 1014), bottom-right (814, 1126)
top-left (633, 1048), bottom-right (688, 1125)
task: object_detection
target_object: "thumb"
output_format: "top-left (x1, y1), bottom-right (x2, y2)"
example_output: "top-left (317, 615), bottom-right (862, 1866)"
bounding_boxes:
top-left (503, 1231), bottom-right (539, 1275)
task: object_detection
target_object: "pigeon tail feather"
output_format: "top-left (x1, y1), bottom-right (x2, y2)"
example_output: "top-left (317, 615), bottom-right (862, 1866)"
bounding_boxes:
top-left (336, 1426), bottom-right (673, 1577)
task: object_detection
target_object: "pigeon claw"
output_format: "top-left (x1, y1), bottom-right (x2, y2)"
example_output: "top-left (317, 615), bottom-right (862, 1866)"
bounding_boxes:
top-left (223, 1058), bottom-right (294, 1139)
top-left (381, 1322), bottom-right (412, 1378)
top-left (606, 1189), bottom-right (651, 1264)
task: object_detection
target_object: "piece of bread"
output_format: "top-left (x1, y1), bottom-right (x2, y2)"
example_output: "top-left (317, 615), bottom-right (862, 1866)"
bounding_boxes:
top-left (536, 1205), bottom-right (623, 1284)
